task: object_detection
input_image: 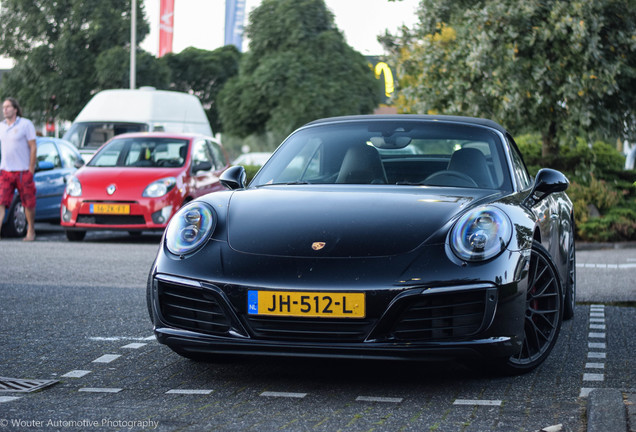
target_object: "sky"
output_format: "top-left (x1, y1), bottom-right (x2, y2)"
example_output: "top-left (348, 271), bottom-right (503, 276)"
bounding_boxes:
top-left (0, 0), bottom-right (420, 69)
top-left (141, 0), bottom-right (420, 56)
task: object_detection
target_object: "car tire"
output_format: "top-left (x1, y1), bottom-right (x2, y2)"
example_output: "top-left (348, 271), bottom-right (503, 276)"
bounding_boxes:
top-left (499, 241), bottom-right (563, 375)
top-left (65, 230), bottom-right (86, 241)
top-left (1, 196), bottom-right (27, 238)
top-left (563, 228), bottom-right (576, 320)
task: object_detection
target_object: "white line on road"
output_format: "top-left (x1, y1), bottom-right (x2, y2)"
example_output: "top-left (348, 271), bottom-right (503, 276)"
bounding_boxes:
top-left (588, 332), bottom-right (606, 339)
top-left (79, 388), bottom-right (122, 393)
top-left (0, 396), bottom-right (21, 403)
top-left (356, 396), bottom-right (403, 403)
top-left (587, 352), bottom-right (606, 359)
top-left (588, 342), bottom-right (606, 349)
top-left (453, 399), bottom-right (502, 406)
top-left (166, 389), bottom-right (213, 395)
top-left (121, 343), bottom-right (147, 349)
top-left (92, 354), bottom-right (121, 363)
top-left (61, 370), bottom-right (91, 378)
top-left (583, 373), bottom-right (604, 382)
top-left (260, 391), bottom-right (307, 398)
top-left (585, 363), bottom-right (605, 369)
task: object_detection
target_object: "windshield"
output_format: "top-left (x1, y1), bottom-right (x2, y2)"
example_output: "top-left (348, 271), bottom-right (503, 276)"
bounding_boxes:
top-left (88, 137), bottom-right (188, 168)
top-left (252, 120), bottom-right (512, 190)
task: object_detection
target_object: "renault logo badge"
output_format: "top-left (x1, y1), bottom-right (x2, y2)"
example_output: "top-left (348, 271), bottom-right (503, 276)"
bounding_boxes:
top-left (106, 184), bottom-right (116, 195)
top-left (311, 242), bottom-right (326, 251)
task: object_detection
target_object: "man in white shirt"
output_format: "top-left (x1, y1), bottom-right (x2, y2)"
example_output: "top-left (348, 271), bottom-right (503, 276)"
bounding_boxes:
top-left (0, 97), bottom-right (37, 241)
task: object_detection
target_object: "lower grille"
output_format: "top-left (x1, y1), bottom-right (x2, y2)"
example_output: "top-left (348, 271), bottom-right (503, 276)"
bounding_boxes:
top-left (158, 282), bottom-right (231, 335)
top-left (390, 288), bottom-right (494, 341)
top-left (77, 215), bottom-right (146, 225)
top-left (246, 316), bottom-right (375, 342)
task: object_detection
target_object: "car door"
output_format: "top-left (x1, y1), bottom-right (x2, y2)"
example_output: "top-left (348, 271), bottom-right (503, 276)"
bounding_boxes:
top-left (34, 140), bottom-right (66, 220)
top-left (188, 139), bottom-right (221, 198)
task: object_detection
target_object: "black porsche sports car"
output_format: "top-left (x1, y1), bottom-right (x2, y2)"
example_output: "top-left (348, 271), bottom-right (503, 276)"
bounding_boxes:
top-left (147, 115), bottom-right (575, 374)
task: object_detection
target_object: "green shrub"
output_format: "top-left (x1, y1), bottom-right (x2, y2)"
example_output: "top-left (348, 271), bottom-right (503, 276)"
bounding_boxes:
top-left (516, 134), bottom-right (634, 242)
top-left (577, 207), bottom-right (636, 242)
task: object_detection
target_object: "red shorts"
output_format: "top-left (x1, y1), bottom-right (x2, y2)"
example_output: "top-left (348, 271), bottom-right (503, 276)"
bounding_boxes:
top-left (0, 170), bottom-right (37, 209)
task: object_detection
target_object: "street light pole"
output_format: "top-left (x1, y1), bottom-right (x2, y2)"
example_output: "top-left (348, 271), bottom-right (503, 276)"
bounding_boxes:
top-left (130, 0), bottom-right (137, 89)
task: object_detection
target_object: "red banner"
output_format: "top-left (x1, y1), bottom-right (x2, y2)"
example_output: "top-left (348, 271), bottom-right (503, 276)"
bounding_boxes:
top-left (159, 0), bottom-right (174, 57)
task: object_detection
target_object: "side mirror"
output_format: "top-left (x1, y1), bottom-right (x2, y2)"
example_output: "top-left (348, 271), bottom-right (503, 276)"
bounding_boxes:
top-left (220, 165), bottom-right (247, 190)
top-left (524, 168), bottom-right (569, 207)
top-left (192, 161), bottom-right (212, 173)
top-left (74, 159), bottom-right (85, 169)
top-left (36, 160), bottom-right (55, 172)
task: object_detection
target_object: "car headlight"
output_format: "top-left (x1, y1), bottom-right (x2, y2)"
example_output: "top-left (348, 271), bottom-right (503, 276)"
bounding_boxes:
top-left (165, 202), bottom-right (216, 255)
top-left (143, 177), bottom-right (176, 198)
top-left (65, 177), bottom-right (82, 197)
top-left (450, 206), bottom-right (512, 262)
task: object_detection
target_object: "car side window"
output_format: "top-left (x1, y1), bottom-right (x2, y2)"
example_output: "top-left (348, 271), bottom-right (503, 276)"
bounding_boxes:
top-left (207, 140), bottom-right (227, 171)
top-left (37, 141), bottom-right (62, 168)
top-left (191, 140), bottom-right (213, 171)
top-left (507, 136), bottom-right (532, 190)
top-left (58, 144), bottom-right (82, 168)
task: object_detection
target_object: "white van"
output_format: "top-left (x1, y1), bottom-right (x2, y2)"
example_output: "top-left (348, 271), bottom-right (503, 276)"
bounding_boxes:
top-left (63, 87), bottom-right (213, 160)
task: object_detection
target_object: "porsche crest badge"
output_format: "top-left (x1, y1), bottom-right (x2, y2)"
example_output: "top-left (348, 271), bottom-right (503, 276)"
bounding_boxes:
top-left (311, 242), bottom-right (326, 251)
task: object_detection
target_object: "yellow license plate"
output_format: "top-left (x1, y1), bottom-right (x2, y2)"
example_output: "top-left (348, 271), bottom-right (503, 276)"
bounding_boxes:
top-left (90, 203), bottom-right (130, 214)
top-left (248, 290), bottom-right (365, 318)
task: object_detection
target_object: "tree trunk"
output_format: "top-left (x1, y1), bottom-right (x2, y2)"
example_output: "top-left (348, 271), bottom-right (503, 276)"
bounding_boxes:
top-left (541, 121), bottom-right (559, 160)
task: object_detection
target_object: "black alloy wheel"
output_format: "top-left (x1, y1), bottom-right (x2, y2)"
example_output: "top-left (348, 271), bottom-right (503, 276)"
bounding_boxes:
top-left (502, 241), bottom-right (563, 374)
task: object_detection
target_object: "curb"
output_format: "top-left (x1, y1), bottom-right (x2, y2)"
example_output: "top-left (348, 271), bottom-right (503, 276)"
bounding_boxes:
top-left (587, 389), bottom-right (633, 432)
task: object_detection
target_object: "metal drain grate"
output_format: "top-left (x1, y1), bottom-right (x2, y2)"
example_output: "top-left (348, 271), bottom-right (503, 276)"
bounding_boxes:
top-left (0, 377), bottom-right (58, 393)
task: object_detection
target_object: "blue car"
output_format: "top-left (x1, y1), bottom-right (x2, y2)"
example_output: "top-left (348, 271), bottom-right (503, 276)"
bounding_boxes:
top-left (1, 137), bottom-right (84, 237)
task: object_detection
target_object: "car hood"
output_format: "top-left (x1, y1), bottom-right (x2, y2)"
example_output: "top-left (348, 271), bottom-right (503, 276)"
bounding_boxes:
top-left (225, 186), bottom-right (501, 258)
top-left (76, 167), bottom-right (180, 198)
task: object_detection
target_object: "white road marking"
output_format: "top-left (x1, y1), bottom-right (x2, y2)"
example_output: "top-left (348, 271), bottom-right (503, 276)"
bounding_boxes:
top-left (166, 389), bottom-right (213, 395)
top-left (588, 332), bottom-right (606, 339)
top-left (89, 336), bottom-right (154, 341)
top-left (583, 373), bottom-right (604, 381)
top-left (588, 342), bottom-right (606, 349)
top-left (577, 263), bottom-right (636, 269)
top-left (79, 388), bottom-right (122, 393)
top-left (0, 396), bottom-right (21, 403)
top-left (92, 354), bottom-right (121, 363)
top-left (589, 324), bottom-right (606, 330)
top-left (61, 370), bottom-right (91, 378)
top-left (356, 396), bottom-right (403, 403)
top-left (587, 352), bottom-right (606, 359)
top-left (580, 388), bottom-right (596, 398)
top-left (121, 343), bottom-right (147, 349)
top-left (585, 363), bottom-right (605, 369)
top-left (453, 399), bottom-right (502, 406)
top-left (260, 391), bottom-right (307, 398)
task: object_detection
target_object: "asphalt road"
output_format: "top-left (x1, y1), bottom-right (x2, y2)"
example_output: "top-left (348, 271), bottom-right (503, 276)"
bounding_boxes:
top-left (0, 228), bottom-right (634, 432)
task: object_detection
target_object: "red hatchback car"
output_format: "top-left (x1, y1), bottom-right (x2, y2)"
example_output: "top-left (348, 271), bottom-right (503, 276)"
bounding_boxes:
top-left (60, 132), bottom-right (229, 241)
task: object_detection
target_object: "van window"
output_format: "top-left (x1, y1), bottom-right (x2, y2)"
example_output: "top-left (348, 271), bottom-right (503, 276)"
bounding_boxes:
top-left (63, 122), bottom-right (147, 149)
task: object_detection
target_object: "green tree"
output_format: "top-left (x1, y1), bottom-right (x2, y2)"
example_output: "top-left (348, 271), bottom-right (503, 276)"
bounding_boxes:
top-left (0, 0), bottom-right (149, 122)
top-left (161, 46), bottom-right (241, 133)
top-left (384, 0), bottom-right (636, 158)
top-left (95, 46), bottom-right (171, 90)
top-left (217, 0), bottom-right (382, 140)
